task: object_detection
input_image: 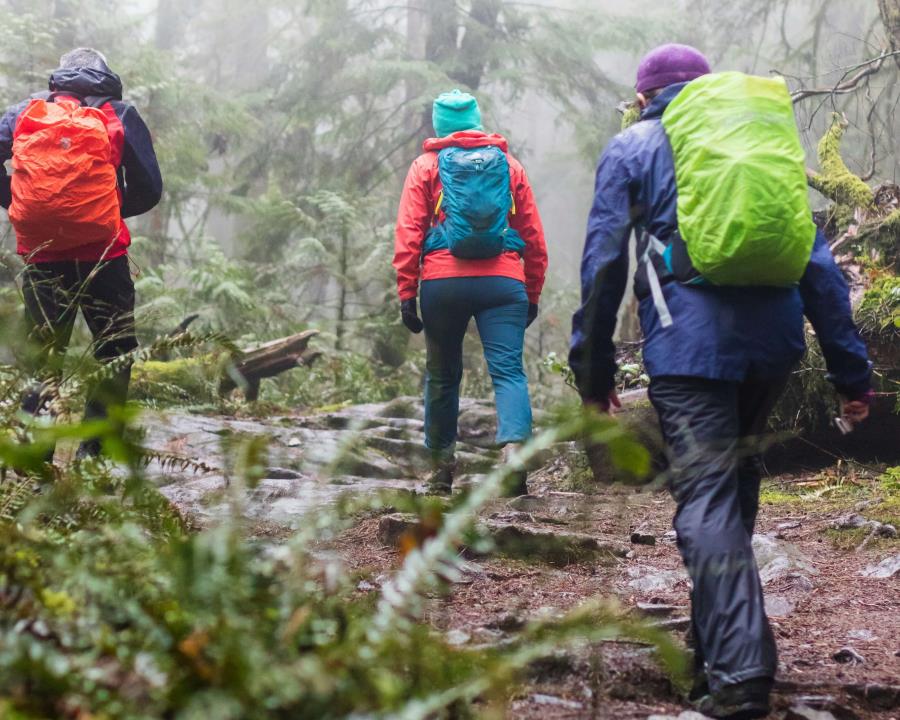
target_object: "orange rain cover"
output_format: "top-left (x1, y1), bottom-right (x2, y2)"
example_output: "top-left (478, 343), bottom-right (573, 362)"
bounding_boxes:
top-left (10, 98), bottom-right (120, 254)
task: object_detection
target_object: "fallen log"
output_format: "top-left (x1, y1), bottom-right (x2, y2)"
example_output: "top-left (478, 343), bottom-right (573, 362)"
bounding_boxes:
top-left (220, 331), bottom-right (322, 401)
top-left (132, 330), bottom-right (321, 403)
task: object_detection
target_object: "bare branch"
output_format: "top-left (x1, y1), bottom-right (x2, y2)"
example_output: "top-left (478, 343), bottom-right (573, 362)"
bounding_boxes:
top-left (788, 49), bottom-right (900, 103)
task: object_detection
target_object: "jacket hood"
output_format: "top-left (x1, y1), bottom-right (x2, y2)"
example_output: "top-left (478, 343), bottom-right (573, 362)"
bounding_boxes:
top-left (641, 81), bottom-right (688, 121)
top-left (49, 67), bottom-right (123, 101)
top-left (423, 130), bottom-right (509, 153)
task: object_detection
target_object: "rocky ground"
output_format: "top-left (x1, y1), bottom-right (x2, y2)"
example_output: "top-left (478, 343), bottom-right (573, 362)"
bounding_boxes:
top-left (142, 398), bottom-right (900, 720)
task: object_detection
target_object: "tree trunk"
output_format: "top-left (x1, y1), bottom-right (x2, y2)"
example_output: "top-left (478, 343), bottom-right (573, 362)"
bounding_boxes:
top-left (879, 0), bottom-right (900, 50)
top-left (155, 0), bottom-right (186, 51)
top-left (451, 0), bottom-right (502, 90)
top-left (335, 225), bottom-right (350, 351)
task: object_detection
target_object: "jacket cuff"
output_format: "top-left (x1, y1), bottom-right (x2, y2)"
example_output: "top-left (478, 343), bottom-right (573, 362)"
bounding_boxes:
top-left (398, 289), bottom-right (418, 302)
top-left (573, 365), bottom-right (617, 404)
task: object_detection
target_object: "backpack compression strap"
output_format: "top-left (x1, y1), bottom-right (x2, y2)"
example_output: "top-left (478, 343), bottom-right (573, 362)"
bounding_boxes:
top-left (430, 189), bottom-right (517, 226)
top-left (640, 231), bottom-right (674, 329)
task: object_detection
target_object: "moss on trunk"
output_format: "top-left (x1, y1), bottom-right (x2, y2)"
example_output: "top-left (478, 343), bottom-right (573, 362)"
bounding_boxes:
top-left (807, 114), bottom-right (875, 229)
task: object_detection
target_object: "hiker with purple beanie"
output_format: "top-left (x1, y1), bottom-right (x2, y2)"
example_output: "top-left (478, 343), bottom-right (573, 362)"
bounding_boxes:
top-left (570, 44), bottom-right (872, 719)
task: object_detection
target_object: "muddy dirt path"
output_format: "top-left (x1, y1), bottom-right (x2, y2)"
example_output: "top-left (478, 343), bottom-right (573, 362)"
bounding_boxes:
top-left (142, 401), bottom-right (900, 720)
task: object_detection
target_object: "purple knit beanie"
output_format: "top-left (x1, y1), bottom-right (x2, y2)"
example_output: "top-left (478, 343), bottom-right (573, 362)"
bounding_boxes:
top-left (636, 44), bottom-right (711, 94)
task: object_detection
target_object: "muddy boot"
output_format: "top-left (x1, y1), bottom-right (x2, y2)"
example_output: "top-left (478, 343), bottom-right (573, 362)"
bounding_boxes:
top-left (426, 455), bottom-right (455, 495)
top-left (501, 443), bottom-right (528, 497)
top-left (20, 381), bottom-right (58, 466)
top-left (694, 678), bottom-right (772, 720)
top-left (75, 439), bottom-right (103, 462)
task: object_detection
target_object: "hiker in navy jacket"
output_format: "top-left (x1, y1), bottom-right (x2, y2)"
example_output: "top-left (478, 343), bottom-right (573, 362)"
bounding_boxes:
top-left (570, 45), bottom-right (872, 720)
top-left (0, 48), bottom-right (162, 461)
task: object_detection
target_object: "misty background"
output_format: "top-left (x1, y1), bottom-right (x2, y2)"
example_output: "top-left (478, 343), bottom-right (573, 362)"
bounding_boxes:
top-left (0, 0), bottom-right (890, 402)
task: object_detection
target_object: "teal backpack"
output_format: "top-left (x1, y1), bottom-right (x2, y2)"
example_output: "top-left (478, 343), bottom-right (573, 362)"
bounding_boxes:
top-left (424, 145), bottom-right (524, 259)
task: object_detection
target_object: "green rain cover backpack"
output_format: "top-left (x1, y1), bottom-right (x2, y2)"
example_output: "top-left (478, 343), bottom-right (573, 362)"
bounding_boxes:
top-left (658, 71), bottom-right (816, 287)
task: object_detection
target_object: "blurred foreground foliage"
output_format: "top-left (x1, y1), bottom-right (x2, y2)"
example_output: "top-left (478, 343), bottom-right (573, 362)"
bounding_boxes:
top-left (0, 357), bottom-right (683, 718)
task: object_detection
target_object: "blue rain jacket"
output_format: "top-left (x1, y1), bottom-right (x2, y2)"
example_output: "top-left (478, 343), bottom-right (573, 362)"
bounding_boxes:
top-left (570, 83), bottom-right (871, 401)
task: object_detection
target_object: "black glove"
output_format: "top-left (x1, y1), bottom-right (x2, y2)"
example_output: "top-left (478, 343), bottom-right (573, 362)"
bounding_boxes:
top-left (526, 303), bottom-right (539, 328)
top-left (401, 298), bottom-right (424, 334)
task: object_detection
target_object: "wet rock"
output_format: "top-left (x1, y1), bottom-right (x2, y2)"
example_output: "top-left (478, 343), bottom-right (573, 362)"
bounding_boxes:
top-left (530, 693), bottom-right (583, 710)
top-left (376, 397), bottom-right (423, 420)
top-left (445, 629), bottom-right (471, 646)
top-left (791, 696), bottom-right (859, 720)
top-left (630, 531), bottom-right (657, 546)
top-left (860, 554), bottom-right (900, 578)
top-left (785, 706), bottom-right (838, 720)
top-left (251, 478), bottom-right (297, 502)
top-left (486, 613), bottom-right (526, 632)
top-left (457, 404), bottom-right (498, 446)
top-left (506, 494), bottom-right (542, 512)
top-left (636, 602), bottom-right (681, 617)
top-left (377, 513), bottom-right (629, 565)
top-left (832, 646), bottom-right (865, 665)
top-left (845, 683), bottom-right (900, 710)
top-left (265, 466), bottom-right (304, 480)
top-left (778, 520), bottom-right (801, 531)
top-left (486, 522), bottom-right (628, 566)
top-left (488, 511), bottom-right (536, 524)
top-left (652, 616), bottom-right (691, 632)
top-left (831, 513), bottom-right (870, 530)
top-left (626, 565), bottom-right (689, 594)
top-left (526, 651), bottom-right (579, 680)
top-left (752, 533), bottom-right (818, 585)
top-left (765, 594), bottom-right (796, 617)
top-left (377, 513), bottom-right (419, 547)
top-left (506, 492), bottom-right (584, 518)
top-left (788, 573), bottom-right (816, 593)
top-left (832, 514), bottom-right (898, 538)
top-left (661, 530), bottom-right (678, 543)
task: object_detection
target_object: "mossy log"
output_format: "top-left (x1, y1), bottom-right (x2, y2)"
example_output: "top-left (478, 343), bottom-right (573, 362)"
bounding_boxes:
top-left (133, 330), bottom-right (320, 403)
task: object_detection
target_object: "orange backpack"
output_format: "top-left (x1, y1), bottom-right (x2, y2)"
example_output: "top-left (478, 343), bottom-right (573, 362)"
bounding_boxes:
top-left (10, 97), bottom-right (121, 254)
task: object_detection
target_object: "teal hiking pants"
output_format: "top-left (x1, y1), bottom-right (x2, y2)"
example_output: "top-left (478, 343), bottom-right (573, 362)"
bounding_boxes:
top-left (420, 276), bottom-right (532, 455)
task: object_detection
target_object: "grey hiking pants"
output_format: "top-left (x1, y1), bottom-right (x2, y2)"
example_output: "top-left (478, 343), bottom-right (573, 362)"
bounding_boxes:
top-left (649, 374), bottom-right (789, 692)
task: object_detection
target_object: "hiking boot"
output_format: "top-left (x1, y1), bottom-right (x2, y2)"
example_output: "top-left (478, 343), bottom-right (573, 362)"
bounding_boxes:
top-left (501, 443), bottom-right (528, 497)
top-left (688, 675), bottom-right (710, 704)
top-left (694, 677), bottom-right (773, 720)
top-left (426, 457), bottom-right (455, 495)
top-left (75, 439), bottom-right (102, 462)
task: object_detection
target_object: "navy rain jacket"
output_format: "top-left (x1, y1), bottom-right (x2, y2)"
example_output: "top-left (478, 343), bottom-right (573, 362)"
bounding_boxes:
top-left (569, 82), bottom-right (871, 402)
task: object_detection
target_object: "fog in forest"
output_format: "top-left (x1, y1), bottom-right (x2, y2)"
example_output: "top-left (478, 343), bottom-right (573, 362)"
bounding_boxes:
top-left (0, 0), bottom-right (889, 372)
top-left (1, 3), bottom-right (899, 718)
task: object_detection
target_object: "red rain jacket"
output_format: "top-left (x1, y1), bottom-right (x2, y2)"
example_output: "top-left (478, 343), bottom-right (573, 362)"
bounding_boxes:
top-left (393, 131), bottom-right (548, 304)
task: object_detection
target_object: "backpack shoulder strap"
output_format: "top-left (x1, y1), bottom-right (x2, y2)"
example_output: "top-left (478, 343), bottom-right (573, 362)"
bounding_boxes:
top-left (45, 92), bottom-right (113, 108)
top-left (82, 95), bottom-right (115, 109)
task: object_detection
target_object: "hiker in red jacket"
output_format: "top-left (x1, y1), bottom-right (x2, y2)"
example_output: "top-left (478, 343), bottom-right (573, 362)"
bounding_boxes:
top-left (394, 90), bottom-right (548, 495)
top-left (0, 48), bottom-right (162, 461)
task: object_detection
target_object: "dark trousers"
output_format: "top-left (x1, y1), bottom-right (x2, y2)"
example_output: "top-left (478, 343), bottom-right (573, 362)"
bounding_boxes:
top-left (420, 276), bottom-right (532, 454)
top-left (20, 256), bottom-right (138, 453)
top-left (649, 375), bottom-right (788, 692)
